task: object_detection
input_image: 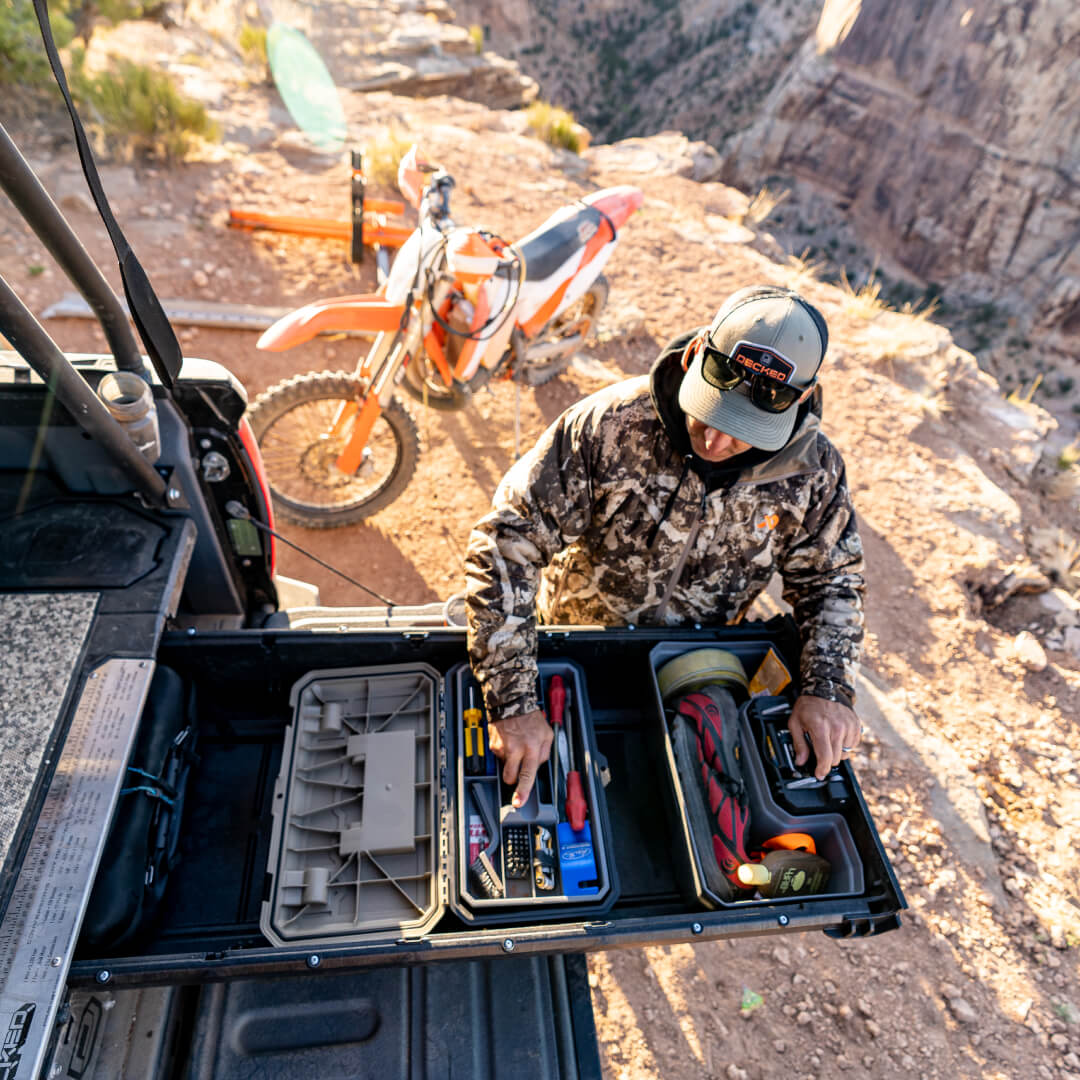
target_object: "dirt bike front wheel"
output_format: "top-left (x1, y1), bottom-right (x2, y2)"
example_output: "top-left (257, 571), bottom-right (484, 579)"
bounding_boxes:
top-left (247, 371), bottom-right (420, 528)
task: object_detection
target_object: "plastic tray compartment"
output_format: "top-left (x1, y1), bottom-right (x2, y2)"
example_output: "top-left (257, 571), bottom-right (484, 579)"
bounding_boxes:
top-left (450, 660), bottom-right (616, 921)
top-left (647, 641), bottom-right (863, 910)
top-left (262, 664), bottom-right (442, 947)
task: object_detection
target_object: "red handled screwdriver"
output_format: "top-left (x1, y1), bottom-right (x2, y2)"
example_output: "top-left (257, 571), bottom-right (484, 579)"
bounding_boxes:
top-left (548, 675), bottom-right (569, 798)
top-left (564, 686), bottom-right (587, 832)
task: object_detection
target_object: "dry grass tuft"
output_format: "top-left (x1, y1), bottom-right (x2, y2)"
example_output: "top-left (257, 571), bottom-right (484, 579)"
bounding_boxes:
top-left (1028, 526), bottom-right (1080, 593)
top-left (238, 23), bottom-right (268, 67)
top-left (913, 387), bottom-right (952, 421)
top-left (899, 296), bottom-right (941, 323)
top-left (1006, 374), bottom-right (1043, 408)
top-left (74, 58), bottom-right (219, 162)
top-left (1058, 439), bottom-right (1080, 470)
top-left (743, 185), bottom-right (789, 226)
top-left (839, 268), bottom-right (889, 321)
top-left (784, 247), bottom-right (825, 289)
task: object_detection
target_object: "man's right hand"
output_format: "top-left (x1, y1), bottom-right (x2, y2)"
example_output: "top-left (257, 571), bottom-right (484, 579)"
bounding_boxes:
top-left (488, 709), bottom-right (552, 808)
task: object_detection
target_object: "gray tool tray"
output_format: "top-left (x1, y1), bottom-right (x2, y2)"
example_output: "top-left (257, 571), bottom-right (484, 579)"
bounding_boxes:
top-left (648, 640), bottom-right (864, 910)
top-left (262, 660), bottom-right (616, 947)
top-left (451, 660), bottom-right (615, 923)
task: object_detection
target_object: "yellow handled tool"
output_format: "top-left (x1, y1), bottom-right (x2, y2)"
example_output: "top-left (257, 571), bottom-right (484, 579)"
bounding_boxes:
top-left (464, 685), bottom-right (485, 775)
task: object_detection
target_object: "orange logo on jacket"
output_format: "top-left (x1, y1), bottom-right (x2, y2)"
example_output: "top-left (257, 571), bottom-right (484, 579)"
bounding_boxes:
top-left (756, 514), bottom-right (779, 531)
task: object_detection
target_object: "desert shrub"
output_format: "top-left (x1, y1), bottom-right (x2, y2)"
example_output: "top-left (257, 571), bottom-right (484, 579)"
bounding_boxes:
top-left (94, 0), bottom-right (149, 22)
top-left (74, 58), bottom-right (219, 161)
top-left (526, 100), bottom-right (580, 152)
top-left (238, 22), bottom-right (267, 66)
top-left (0, 0), bottom-right (74, 88)
top-left (364, 128), bottom-right (413, 190)
top-left (467, 24), bottom-right (483, 53)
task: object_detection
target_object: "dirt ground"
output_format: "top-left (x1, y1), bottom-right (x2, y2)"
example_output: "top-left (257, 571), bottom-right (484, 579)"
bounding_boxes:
top-left (3, 22), bottom-right (1080, 1078)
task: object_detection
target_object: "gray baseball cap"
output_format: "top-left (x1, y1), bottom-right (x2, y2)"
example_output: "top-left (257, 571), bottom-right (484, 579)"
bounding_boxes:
top-left (678, 286), bottom-right (828, 452)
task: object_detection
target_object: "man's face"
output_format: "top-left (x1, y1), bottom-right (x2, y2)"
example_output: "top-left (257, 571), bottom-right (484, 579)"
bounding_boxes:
top-left (685, 416), bottom-right (753, 463)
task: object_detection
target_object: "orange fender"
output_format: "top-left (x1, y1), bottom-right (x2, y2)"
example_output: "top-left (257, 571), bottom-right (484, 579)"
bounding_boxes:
top-left (256, 295), bottom-right (405, 350)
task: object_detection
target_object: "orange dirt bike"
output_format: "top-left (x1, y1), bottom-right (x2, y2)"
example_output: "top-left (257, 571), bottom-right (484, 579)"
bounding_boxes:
top-left (249, 145), bottom-right (643, 527)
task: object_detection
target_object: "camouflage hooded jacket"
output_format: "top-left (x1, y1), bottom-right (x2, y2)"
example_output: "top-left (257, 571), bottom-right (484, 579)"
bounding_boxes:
top-left (464, 333), bottom-right (865, 724)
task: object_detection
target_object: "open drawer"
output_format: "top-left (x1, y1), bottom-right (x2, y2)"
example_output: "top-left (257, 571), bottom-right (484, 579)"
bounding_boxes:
top-left (68, 620), bottom-right (905, 988)
top-left (260, 658), bottom-right (617, 949)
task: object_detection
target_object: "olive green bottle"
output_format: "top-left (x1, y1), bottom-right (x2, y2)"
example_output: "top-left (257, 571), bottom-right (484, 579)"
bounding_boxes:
top-left (736, 850), bottom-right (830, 897)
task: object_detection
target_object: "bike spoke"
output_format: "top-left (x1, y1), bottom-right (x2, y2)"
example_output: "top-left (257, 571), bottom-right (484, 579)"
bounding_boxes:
top-left (260, 395), bottom-right (402, 511)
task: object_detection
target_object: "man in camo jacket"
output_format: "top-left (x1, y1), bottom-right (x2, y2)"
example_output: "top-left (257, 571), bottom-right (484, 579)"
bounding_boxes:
top-left (465, 286), bottom-right (864, 806)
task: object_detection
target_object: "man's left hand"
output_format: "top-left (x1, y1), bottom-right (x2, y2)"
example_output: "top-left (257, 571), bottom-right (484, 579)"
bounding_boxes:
top-left (788, 696), bottom-right (861, 780)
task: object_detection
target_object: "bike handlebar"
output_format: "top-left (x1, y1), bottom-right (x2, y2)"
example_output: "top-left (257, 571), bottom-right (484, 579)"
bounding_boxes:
top-left (424, 170), bottom-right (455, 223)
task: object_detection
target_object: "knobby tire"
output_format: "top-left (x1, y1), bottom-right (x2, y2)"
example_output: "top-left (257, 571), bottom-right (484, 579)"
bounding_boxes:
top-left (247, 371), bottom-right (420, 528)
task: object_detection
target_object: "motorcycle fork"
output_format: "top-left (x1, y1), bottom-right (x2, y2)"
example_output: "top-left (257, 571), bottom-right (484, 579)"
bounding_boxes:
top-left (323, 330), bottom-right (395, 464)
top-left (333, 282), bottom-right (451, 474)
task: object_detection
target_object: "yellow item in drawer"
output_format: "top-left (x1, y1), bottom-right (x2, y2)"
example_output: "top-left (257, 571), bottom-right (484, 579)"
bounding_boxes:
top-left (748, 647), bottom-right (792, 698)
top-left (656, 648), bottom-right (748, 702)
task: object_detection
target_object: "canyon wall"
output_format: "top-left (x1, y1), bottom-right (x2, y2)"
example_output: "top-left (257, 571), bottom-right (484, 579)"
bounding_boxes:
top-left (724, 0), bottom-right (1080, 341)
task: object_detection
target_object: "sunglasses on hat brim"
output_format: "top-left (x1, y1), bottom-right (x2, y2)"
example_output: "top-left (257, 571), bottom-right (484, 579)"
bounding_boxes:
top-left (693, 337), bottom-right (815, 414)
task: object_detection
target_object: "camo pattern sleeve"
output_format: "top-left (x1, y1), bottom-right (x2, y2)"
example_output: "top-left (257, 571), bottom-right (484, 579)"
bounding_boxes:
top-left (464, 393), bottom-right (607, 724)
top-left (778, 436), bottom-right (865, 707)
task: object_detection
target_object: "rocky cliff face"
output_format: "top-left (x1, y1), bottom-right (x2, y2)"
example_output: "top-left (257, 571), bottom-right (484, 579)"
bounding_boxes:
top-left (452, 0), bottom-right (816, 144)
top-left (724, 0), bottom-right (1080, 346)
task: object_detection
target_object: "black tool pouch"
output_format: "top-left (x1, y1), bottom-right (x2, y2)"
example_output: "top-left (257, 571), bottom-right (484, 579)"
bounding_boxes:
top-left (81, 666), bottom-right (198, 952)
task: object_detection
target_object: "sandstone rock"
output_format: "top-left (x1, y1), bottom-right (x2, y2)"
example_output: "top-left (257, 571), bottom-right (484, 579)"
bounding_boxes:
top-left (1039, 588), bottom-right (1080, 617)
top-left (349, 52), bottom-right (537, 110)
top-left (1064, 627), bottom-right (1080, 660)
top-left (947, 997), bottom-right (979, 1025)
top-left (390, 0), bottom-right (456, 19)
top-left (1012, 631), bottom-right (1047, 672)
top-left (584, 132), bottom-right (724, 183)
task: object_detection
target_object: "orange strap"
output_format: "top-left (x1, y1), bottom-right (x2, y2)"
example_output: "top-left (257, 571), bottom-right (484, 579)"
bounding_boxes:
top-left (762, 833), bottom-right (817, 854)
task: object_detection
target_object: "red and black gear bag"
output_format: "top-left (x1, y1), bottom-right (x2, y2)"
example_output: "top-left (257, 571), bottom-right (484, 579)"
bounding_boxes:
top-left (675, 688), bottom-right (751, 888)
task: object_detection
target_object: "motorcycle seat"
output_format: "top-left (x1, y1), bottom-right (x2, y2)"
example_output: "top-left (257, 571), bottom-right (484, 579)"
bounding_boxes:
top-left (514, 205), bottom-right (608, 283)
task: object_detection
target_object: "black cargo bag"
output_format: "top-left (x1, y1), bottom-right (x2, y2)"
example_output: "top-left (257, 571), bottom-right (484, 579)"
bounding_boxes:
top-left (82, 666), bottom-right (197, 951)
